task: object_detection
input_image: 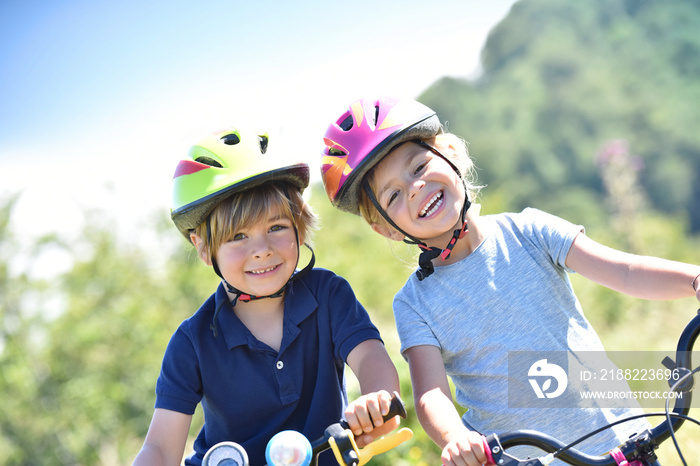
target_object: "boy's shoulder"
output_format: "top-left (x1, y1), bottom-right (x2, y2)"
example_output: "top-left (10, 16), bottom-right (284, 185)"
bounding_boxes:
top-left (294, 267), bottom-right (351, 293)
top-left (180, 286), bottom-right (220, 326)
top-left (303, 266), bottom-right (337, 280)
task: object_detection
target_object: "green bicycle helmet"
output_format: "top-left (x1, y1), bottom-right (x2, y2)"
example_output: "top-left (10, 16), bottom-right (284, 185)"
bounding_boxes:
top-left (171, 125), bottom-right (310, 239)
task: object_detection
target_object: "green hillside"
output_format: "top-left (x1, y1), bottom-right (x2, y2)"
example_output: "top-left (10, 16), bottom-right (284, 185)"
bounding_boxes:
top-left (420, 0), bottom-right (700, 232)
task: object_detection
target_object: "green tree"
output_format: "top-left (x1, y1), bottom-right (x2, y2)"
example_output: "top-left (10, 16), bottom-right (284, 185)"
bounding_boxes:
top-left (420, 0), bottom-right (700, 231)
top-left (0, 201), bottom-right (217, 465)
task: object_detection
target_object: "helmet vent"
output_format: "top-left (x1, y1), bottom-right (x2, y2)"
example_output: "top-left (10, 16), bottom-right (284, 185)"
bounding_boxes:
top-left (221, 133), bottom-right (241, 145)
top-left (259, 135), bottom-right (269, 154)
top-left (339, 114), bottom-right (354, 131)
top-left (194, 156), bottom-right (223, 168)
top-left (373, 105), bottom-right (379, 125)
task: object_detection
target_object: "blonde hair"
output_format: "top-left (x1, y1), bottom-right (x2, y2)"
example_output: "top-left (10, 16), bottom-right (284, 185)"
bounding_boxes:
top-left (358, 132), bottom-right (479, 228)
top-left (193, 182), bottom-right (316, 261)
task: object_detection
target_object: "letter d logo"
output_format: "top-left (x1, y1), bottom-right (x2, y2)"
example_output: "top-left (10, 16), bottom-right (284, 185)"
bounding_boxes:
top-left (527, 359), bottom-right (568, 399)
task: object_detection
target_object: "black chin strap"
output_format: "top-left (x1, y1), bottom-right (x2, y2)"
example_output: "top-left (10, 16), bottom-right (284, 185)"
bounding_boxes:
top-left (415, 217), bottom-right (469, 280)
top-left (363, 139), bottom-right (471, 281)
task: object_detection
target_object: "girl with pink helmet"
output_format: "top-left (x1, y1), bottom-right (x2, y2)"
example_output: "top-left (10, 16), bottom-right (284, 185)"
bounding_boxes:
top-left (321, 96), bottom-right (700, 466)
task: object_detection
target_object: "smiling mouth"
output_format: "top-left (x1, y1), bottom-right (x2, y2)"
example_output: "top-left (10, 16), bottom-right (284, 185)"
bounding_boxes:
top-left (248, 265), bottom-right (279, 275)
top-left (419, 191), bottom-right (444, 218)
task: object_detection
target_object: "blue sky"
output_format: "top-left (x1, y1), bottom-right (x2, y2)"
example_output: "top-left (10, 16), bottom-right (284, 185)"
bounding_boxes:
top-left (0, 0), bottom-right (517, 243)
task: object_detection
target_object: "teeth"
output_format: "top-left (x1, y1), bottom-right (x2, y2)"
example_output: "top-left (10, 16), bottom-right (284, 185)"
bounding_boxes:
top-left (250, 266), bottom-right (276, 275)
top-left (419, 192), bottom-right (443, 217)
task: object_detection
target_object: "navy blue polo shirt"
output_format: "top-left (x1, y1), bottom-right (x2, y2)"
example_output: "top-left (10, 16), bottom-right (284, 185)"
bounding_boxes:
top-left (154, 268), bottom-right (382, 466)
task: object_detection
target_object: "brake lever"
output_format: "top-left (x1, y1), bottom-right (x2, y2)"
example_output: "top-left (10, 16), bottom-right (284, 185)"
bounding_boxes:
top-left (484, 434), bottom-right (550, 466)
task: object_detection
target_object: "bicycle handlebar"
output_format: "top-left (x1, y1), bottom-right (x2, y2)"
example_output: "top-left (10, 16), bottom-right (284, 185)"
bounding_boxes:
top-left (306, 391), bottom-right (409, 466)
top-left (481, 310), bottom-right (700, 466)
top-left (203, 391), bottom-right (411, 466)
top-left (337, 389), bottom-right (407, 431)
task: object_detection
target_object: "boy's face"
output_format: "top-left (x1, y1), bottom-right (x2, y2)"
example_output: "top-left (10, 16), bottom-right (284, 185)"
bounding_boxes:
top-left (214, 204), bottom-right (300, 297)
top-left (370, 141), bottom-right (465, 246)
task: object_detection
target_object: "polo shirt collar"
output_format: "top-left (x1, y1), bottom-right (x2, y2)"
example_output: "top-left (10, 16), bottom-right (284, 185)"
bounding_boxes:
top-left (213, 278), bottom-right (318, 350)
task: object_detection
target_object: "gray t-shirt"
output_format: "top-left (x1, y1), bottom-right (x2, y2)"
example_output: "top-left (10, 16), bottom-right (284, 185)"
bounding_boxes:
top-left (394, 208), bottom-right (648, 460)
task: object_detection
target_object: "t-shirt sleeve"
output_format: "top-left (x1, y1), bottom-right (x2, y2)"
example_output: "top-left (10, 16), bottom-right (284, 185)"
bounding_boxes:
top-left (393, 288), bottom-right (440, 356)
top-left (521, 208), bottom-right (584, 272)
top-left (154, 323), bottom-right (203, 415)
top-left (325, 273), bottom-right (382, 362)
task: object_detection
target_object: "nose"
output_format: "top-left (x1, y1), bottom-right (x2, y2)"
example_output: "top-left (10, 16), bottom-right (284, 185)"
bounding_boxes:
top-left (250, 235), bottom-right (274, 259)
top-left (408, 178), bottom-right (426, 201)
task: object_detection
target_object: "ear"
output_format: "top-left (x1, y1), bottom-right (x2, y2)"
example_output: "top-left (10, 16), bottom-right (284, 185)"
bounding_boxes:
top-left (370, 222), bottom-right (405, 242)
top-left (435, 139), bottom-right (466, 173)
top-left (190, 232), bottom-right (213, 266)
top-left (296, 228), bottom-right (306, 248)
top-left (433, 136), bottom-right (458, 154)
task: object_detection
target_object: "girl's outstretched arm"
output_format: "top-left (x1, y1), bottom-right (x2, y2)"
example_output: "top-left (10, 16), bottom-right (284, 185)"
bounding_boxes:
top-left (566, 232), bottom-right (700, 301)
top-left (346, 339), bottom-right (401, 447)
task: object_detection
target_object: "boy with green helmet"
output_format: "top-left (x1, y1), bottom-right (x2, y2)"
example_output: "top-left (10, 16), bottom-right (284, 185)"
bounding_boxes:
top-left (134, 126), bottom-right (400, 466)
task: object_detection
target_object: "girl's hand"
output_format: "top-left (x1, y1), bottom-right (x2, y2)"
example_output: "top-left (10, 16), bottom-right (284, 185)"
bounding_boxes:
top-left (441, 430), bottom-right (492, 466)
top-left (344, 390), bottom-right (399, 448)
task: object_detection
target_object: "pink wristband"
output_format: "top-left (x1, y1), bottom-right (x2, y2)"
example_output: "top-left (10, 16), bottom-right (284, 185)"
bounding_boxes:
top-left (482, 436), bottom-right (495, 464)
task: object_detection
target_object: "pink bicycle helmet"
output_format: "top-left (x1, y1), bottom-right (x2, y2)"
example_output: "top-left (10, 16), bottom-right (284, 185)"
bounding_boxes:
top-left (321, 97), bottom-right (442, 215)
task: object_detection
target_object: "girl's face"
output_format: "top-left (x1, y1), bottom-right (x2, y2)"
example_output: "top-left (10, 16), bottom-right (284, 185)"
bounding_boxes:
top-left (370, 141), bottom-right (465, 246)
top-left (215, 204), bottom-right (299, 297)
